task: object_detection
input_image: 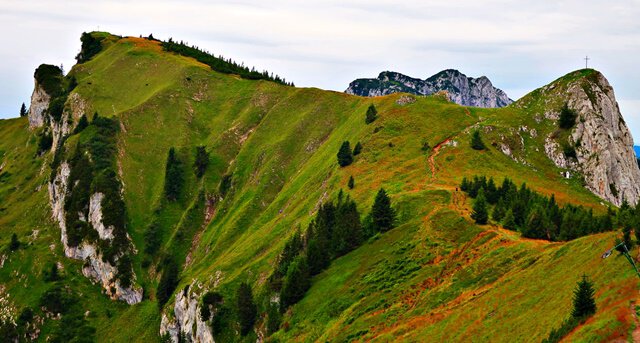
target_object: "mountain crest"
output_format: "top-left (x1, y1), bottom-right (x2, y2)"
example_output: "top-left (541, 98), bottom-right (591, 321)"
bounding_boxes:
top-left (346, 69), bottom-right (513, 108)
top-left (516, 69), bottom-right (640, 205)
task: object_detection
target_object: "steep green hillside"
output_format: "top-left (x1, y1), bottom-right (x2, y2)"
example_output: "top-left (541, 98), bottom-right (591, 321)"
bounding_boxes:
top-left (1, 33), bottom-right (638, 342)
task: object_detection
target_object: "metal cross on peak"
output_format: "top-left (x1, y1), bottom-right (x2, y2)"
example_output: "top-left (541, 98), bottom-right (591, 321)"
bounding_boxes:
top-left (584, 56), bottom-right (590, 69)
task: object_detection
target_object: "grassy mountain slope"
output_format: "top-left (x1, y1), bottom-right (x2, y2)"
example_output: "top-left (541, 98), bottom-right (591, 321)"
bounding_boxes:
top-left (0, 33), bottom-right (637, 342)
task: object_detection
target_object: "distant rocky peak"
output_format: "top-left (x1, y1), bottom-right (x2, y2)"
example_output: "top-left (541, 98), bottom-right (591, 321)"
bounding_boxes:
top-left (346, 69), bottom-right (513, 108)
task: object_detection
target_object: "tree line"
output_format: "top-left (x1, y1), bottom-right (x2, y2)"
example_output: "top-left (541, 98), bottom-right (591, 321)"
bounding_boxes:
top-left (461, 176), bottom-right (617, 241)
top-left (161, 38), bottom-right (294, 86)
top-left (269, 188), bottom-right (395, 313)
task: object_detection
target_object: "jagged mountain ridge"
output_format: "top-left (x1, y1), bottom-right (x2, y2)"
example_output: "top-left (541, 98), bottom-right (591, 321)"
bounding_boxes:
top-left (345, 69), bottom-right (513, 107)
top-left (1, 32), bottom-right (639, 342)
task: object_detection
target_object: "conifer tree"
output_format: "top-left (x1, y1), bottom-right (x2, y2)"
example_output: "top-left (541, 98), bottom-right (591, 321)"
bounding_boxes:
top-left (492, 198), bottom-right (506, 222)
top-left (164, 148), bottom-right (183, 201)
top-left (502, 209), bottom-right (516, 230)
top-left (236, 282), bottom-right (257, 336)
top-left (266, 302), bottom-right (281, 335)
top-left (471, 130), bottom-right (486, 150)
top-left (73, 114), bottom-right (88, 134)
top-left (193, 146), bottom-right (209, 178)
top-left (9, 233), bottom-right (19, 251)
top-left (371, 188), bottom-right (395, 232)
top-left (622, 225), bottom-right (633, 250)
top-left (45, 263), bottom-right (60, 282)
top-left (571, 275), bottom-right (596, 319)
top-left (337, 141), bottom-right (353, 167)
top-left (20, 103), bottom-right (27, 117)
top-left (280, 256), bottom-right (310, 311)
top-left (365, 104), bottom-right (378, 124)
top-left (471, 188), bottom-right (489, 224)
top-left (353, 142), bottom-right (362, 156)
top-left (157, 259), bottom-right (179, 308)
top-left (348, 175), bottom-right (355, 189)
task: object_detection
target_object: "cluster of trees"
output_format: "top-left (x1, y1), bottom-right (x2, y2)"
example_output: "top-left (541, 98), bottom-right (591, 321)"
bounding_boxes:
top-left (365, 104), bottom-right (378, 124)
top-left (337, 141), bottom-right (362, 167)
top-left (34, 64), bottom-right (78, 126)
top-left (76, 32), bottom-right (105, 63)
top-left (61, 113), bottom-right (134, 287)
top-left (3, 283), bottom-right (98, 343)
top-left (194, 282), bottom-right (260, 338)
top-left (161, 38), bottom-right (293, 86)
top-left (270, 188), bottom-right (395, 314)
top-left (461, 176), bottom-right (616, 241)
top-left (543, 275), bottom-right (596, 343)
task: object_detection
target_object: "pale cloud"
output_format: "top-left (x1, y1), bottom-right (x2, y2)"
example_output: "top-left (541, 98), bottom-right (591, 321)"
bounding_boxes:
top-left (0, 0), bottom-right (639, 139)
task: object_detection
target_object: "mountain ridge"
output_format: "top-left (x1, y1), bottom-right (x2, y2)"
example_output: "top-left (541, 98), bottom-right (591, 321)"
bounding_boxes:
top-left (345, 69), bottom-right (513, 108)
top-left (0, 32), bottom-right (638, 342)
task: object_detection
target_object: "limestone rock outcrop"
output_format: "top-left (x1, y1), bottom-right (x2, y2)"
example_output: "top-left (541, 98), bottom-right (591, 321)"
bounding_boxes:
top-left (48, 163), bottom-right (142, 304)
top-left (537, 70), bottom-right (640, 205)
top-left (28, 82), bottom-right (50, 129)
top-left (160, 281), bottom-right (215, 343)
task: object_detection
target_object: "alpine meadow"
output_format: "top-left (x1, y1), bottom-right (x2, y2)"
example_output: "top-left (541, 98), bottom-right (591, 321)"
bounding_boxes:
top-left (2, 25), bottom-right (640, 343)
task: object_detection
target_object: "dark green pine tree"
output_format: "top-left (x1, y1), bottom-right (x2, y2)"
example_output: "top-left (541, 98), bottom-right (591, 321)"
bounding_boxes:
top-left (471, 130), bottom-right (486, 150)
top-left (353, 142), bottom-right (363, 156)
top-left (365, 104), bottom-right (378, 124)
top-left (371, 188), bottom-right (395, 232)
top-left (9, 233), bottom-right (19, 251)
top-left (164, 148), bottom-right (184, 201)
top-left (471, 188), bottom-right (489, 224)
top-left (348, 175), bottom-right (355, 189)
top-left (332, 197), bottom-right (362, 257)
top-left (623, 225), bottom-right (634, 250)
top-left (492, 198), bottom-right (507, 222)
top-left (559, 103), bottom-right (578, 129)
top-left (116, 254), bottom-right (133, 289)
top-left (45, 263), bottom-right (60, 282)
top-left (193, 146), bottom-right (209, 178)
top-left (571, 274), bottom-right (596, 319)
top-left (157, 259), bottom-right (180, 308)
top-left (20, 103), bottom-right (27, 117)
top-left (280, 255), bottom-right (311, 311)
top-left (337, 141), bottom-right (354, 167)
top-left (236, 282), bottom-right (257, 336)
top-left (73, 114), bottom-right (89, 134)
top-left (266, 302), bottom-right (281, 335)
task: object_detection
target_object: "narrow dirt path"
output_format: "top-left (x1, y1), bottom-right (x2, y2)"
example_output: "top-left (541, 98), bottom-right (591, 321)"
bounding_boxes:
top-left (632, 301), bottom-right (640, 342)
top-left (429, 138), bottom-right (452, 178)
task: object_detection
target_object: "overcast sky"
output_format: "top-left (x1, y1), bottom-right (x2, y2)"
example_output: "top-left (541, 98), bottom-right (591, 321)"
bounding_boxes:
top-left (1, 0), bottom-right (639, 138)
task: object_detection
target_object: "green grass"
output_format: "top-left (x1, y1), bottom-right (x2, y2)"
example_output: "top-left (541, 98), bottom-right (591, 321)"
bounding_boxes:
top-left (0, 33), bottom-right (636, 342)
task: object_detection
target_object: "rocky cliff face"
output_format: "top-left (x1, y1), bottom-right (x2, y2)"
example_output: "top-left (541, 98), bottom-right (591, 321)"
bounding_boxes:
top-left (28, 81), bottom-right (50, 129)
top-left (345, 69), bottom-right (513, 108)
top-left (160, 280), bottom-right (215, 343)
top-left (49, 163), bottom-right (143, 304)
top-left (528, 70), bottom-right (640, 206)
